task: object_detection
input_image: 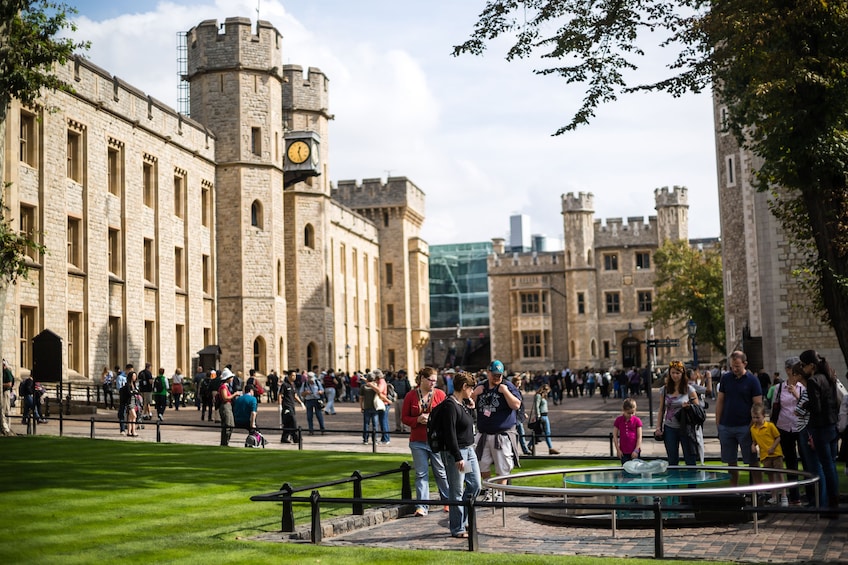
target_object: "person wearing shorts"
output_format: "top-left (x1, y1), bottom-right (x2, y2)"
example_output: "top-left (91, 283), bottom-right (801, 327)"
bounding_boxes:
top-left (715, 350), bottom-right (763, 486)
top-left (472, 360), bottom-right (522, 502)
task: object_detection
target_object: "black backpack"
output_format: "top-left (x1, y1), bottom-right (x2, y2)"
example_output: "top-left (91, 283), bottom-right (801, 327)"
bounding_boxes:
top-left (426, 400), bottom-right (452, 453)
top-left (153, 376), bottom-right (165, 393)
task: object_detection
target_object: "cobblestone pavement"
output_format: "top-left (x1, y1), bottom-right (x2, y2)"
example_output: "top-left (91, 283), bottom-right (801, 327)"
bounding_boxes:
top-left (11, 389), bottom-right (847, 562)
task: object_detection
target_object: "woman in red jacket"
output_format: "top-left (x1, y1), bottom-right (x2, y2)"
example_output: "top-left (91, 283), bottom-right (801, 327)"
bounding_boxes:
top-left (401, 366), bottom-right (450, 517)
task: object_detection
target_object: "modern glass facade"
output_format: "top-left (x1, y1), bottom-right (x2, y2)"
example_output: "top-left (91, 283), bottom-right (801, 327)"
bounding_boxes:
top-left (429, 242), bottom-right (492, 330)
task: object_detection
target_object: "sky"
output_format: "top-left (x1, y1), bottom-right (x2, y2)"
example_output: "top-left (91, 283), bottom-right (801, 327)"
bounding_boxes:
top-left (65, 0), bottom-right (720, 246)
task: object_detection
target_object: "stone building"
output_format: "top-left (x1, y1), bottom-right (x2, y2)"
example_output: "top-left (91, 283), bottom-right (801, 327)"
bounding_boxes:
top-left (714, 101), bottom-right (846, 376)
top-left (488, 187), bottom-right (693, 372)
top-left (1, 16), bottom-right (428, 382)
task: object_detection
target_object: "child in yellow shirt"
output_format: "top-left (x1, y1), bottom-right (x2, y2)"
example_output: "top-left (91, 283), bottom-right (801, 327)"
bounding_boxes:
top-left (750, 404), bottom-right (788, 506)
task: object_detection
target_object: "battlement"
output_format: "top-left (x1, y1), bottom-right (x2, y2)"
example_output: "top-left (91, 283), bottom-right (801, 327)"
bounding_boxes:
top-left (562, 191), bottom-right (595, 213)
top-left (654, 185), bottom-right (688, 208)
top-left (283, 65), bottom-right (330, 114)
top-left (488, 250), bottom-right (564, 272)
top-left (186, 17), bottom-right (282, 77)
top-left (594, 216), bottom-right (656, 233)
top-left (50, 56), bottom-right (214, 160)
top-left (332, 176), bottom-right (426, 219)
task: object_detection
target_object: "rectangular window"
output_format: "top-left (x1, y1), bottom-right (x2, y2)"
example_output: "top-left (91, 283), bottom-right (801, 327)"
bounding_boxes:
top-left (635, 252), bottom-right (650, 270)
top-left (603, 341), bottom-right (610, 359)
top-left (720, 106), bottom-right (729, 134)
top-left (175, 246), bottom-right (185, 290)
top-left (638, 290), bottom-right (653, 313)
top-left (107, 146), bottom-right (121, 196)
top-left (522, 331), bottom-right (542, 358)
top-left (202, 254), bottom-right (211, 294)
top-left (201, 184), bottom-right (211, 227)
top-left (203, 327), bottom-right (212, 347)
top-left (143, 238), bottom-right (155, 283)
top-left (143, 161), bottom-right (156, 208)
top-left (108, 228), bottom-right (122, 276)
top-left (175, 324), bottom-right (185, 372)
top-left (67, 311), bottom-right (83, 372)
top-left (603, 253), bottom-right (619, 271)
top-left (605, 292), bottom-right (621, 314)
top-left (108, 316), bottom-right (122, 371)
top-left (19, 204), bottom-right (38, 262)
top-left (387, 304), bottom-right (395, 327)
top-left (520, 292), bottom-right (540, 314)
top-left (388, 349), bottom-right (396, 371)
top-left (577, 292), bottom-right (585, 315)
top-left (20, 110), bottom-right (37, 167)
top-left (67, 216), bottom-right (82, 268)
top-left (144, 320), bottom-right (157, 370)
top-left (67, 129), bottom-right (82, 181)
top-left (20, 306), bottom-right (37, 370)
top-left (173, 173), bottom-right (185, 218)
top-left (726, 155), bottom-right (736, 187)
top-left (251, 127), bottom-right (262, 156)
top-left (385, 263), bottom-right (393, 287)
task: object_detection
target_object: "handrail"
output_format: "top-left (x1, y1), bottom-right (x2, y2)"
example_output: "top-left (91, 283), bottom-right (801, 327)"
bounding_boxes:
top-left (251, 463), bottom-right (412, 532)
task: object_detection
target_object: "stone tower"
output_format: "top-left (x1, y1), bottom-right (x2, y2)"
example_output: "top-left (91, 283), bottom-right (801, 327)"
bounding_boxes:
top-left (333, 177), bottom-right (429, 375)
top-left (282, 64), bottom-right (334, 370)
top-left (562, 192), bottom-right (597, 366)
top-left (654, 185), bottom-right (689, 243)
top-left (186, 17), bottom-right (287, 372)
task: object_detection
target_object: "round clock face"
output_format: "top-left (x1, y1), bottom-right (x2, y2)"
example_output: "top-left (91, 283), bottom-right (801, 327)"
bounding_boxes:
top-left (287, 140), bottom-right (310, 164)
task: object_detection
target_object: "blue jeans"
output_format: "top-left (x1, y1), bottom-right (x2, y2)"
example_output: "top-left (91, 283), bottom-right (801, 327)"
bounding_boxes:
top-left (324, 387), bottom-right (336, 414)
top-left (541, 415), bottom-right (553, 449)
top-left (304, 399), bottom-right (325, 433)
top-left (409, 441), bottom-right (450, 513)
top-left (798, 428), bottom-right (824, 505)
top-left (362, 408), bottom-right (378, 442)
top-left (442, 447), bottom-right (481, 536)
top-left (663, 425), bottom-right (697, 466)
top-left (808, 425), bottom-right (839, 507)
top-left (379, 408), bottom-right (390, 443)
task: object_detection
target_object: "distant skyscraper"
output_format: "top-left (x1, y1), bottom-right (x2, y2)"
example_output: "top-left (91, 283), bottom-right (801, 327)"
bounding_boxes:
top-left (510, 214), bottom-right (530, 252)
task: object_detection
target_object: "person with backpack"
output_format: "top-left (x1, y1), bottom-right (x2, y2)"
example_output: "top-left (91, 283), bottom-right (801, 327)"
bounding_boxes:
top-left (152, 368), bottom-right (169, 421)
top-left (199, 371), bottom-right (217, 422)
top-left (401, 366), bottom-right (449, 517)
top-left (430, 370), bottom-right (480, 538)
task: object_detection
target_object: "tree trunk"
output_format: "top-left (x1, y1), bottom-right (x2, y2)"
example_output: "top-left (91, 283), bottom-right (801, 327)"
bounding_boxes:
top-left (801, 179), bottom-right (848, 366)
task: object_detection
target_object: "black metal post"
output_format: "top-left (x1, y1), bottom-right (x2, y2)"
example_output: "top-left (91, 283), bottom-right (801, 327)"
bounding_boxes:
top-left (400, 462), bottom-right (412, 501)
top-left (309, 490), bottom-right (322, 544)
top-left (281, 483), bottom-right (295, 532)
top-left (653, 497), bottom-right (664, 558)
top-left (59, 409), bottom-right (63, 436)
top-left (156, 420), bottom-right (161, 442)
top-left (90, 417), bottom-right (95, 439)
top-left (297, 426), bottom-right (303, 450)
top-left (608, 432), bottom-right (615, 457)
top-left (466, 496), bottom-right (478, 551)
top-left (352, 471), bottom-right (363, 516)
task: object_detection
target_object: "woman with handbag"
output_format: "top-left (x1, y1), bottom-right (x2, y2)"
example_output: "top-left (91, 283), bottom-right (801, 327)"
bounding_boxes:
top-left (298, 372), bottom-right (326, 436)
top-left (773, 356), bottom-right (806, 505)
top-left (654, 360), bottom-right (700, 466)
top-left (532, 384), bottom-right (560, 455)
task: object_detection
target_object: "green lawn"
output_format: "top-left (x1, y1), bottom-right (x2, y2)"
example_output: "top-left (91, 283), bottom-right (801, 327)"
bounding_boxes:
top-left (1, 436), bottom-right (737, 564)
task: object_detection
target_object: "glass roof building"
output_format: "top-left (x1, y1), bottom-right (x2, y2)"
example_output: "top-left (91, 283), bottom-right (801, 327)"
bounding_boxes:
top-left (429, 242), bottom-right (492, 331)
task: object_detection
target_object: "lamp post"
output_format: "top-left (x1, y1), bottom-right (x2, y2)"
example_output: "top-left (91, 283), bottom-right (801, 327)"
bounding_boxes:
top-left (345, 344), bottom-right (351, 374)
top-left (687, 319), bottom-right (698, 368)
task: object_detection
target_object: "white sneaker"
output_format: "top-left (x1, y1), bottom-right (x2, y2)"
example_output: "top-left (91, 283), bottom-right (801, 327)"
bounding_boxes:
top-left (480, 489), bottom-right (492, 503)
top-left (493, 490), bottom-right (504, 503)
top-left (780, 495), bottom-right (789, 507)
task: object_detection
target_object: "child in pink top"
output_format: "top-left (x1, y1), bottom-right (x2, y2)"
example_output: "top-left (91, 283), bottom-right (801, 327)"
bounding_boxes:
top-left (614, 398), bottom-right (643, 463)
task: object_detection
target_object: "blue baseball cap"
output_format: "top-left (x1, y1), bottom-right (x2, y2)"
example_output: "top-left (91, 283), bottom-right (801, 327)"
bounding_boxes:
top-left (488, 360), bottom-right (505, 374)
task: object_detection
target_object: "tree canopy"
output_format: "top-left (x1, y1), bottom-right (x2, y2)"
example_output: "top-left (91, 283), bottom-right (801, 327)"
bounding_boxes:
top-left (649, 239), bottom-right (725, 355)
top-left (455, 1), bottom-right (848, 361)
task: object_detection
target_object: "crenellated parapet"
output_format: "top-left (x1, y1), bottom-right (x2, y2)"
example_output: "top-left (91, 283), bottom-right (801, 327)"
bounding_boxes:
top-left (332, 176), bottom-right (426, 223)
top-left (186, 18), bottom-right (282, 78)
top-left (283, 65), bottom-right (331, 120)
top-left (562, 191), bottom-right (595, 213)
top-left (654, 185), bottom-right (688, 208)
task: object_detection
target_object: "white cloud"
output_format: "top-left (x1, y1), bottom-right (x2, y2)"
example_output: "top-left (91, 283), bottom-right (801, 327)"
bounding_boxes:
top-left (68, 0), bottom-right (720, 246)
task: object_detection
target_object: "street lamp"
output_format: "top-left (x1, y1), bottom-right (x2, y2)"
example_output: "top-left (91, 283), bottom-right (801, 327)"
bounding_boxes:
top-left (686, 319), bottom-right (698, 368)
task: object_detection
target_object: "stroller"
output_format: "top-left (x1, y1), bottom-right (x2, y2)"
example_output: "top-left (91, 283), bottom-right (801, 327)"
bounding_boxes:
top-left (245, 428), bottom-right (267, 448)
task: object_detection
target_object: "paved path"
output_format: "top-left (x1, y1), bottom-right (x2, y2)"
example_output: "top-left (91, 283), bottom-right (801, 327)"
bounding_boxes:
top-left (11, 389), bottom-right (847, 562)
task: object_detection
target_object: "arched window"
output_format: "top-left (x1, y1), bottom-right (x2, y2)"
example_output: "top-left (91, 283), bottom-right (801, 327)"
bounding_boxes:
top-left (277, 260), bottom-right (283, 296)
top-left (278, 337), bottom-right (285, 373)
top-left (590, 339), bottom-right (597, 358)
top-left (251, 200), bottom-right (263, 229)
top-left (253, 337), bottom-right (266, 374)
top-left (325, 275), bottom-right (331, 306)
top-left (304, 224), bottom-right (315, 249)
top-left (587, 249), bottom-right (593, 266)
top-left (566, 250), bottom-right (572, 268)
top-left (570, 340), bottom-right (576, 358)
top-left (307, 342), bottom-right (318, 371)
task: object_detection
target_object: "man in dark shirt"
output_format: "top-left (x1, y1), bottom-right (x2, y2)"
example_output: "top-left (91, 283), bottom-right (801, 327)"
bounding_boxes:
top-left (472, 360), bottom-right (522, 502)
top-left (716, 350), bottom-right (763, 486)
top-left (279, 370), bottom-right (304, 443)
top-left (138, 363), bottom-right (154, 420)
